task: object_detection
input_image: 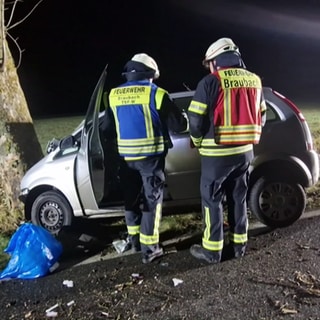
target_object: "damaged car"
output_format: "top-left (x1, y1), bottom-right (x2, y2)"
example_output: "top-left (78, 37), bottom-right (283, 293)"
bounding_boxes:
top-left (19, 66), bottom-right (319, 234)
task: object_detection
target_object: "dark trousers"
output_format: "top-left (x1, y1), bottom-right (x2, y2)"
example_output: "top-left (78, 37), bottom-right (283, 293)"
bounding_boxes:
top-left (119, 156), bottom-right (165, 253)
top-left (200, 155), bottom-right (250, 259)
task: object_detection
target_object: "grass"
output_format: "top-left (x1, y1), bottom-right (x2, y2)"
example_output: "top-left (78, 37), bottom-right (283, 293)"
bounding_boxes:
top-left (32, 106), bottom-right (320, 154)
top-left (0, 105), bottom-right (319, 270)
top-left (33, 115), bottom-right (84, 154)
top-left (298, 104), bottom-right (320, 149)
top-left (0, 235), bottom-right (9, 270)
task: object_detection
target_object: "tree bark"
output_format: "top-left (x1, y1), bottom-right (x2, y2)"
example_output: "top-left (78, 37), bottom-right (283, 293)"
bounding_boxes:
top-left (0, 41), bottom-right (43, 233)
top-left (0, 0), bottom-right (4, 71)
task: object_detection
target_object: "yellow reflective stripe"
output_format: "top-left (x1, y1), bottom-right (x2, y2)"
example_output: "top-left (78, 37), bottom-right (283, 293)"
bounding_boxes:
top-left (199, 144), bottom-right (253, 156)
top-left (217, 134), bottom-right (261, 144)
top-left (155, 88), bottom-right (166, 110)
top-left (140, 204), bottom-right (162, 245)
top-left (118, 144), bottom-right (165, 155)
top-left (201, 139), bottom-right (219, 147)
top-left (191, 136), bottom-right (202, 146)
top-left (204, 207), bottom-right (210, 240)
top-left (229, 232), bottom-right (248, 244)
top-left (255, 89), bottom-right (261, 114)
top-left (202, 206), bottom-right (223, 251)
top-left (142, 103), bottom-right (153, 138)
top-left (110, 105), bottom-right (121, 137)
top-left (224, 87), bottom-right (232, 126)
top-left (201, 138), bottom-right (254, 149)
top-left (140, 234), bottom-right (159, 245)
top-left (188, 100), bottom-right (207, 115)
top-left (216, 124), bottom-right (262, 133)
top-left (154, 203), bottom-right (161, 236)
top-left (215, 124), bottom-right (261, 134)
top-left (202, 238), bottom-right (224, 251)
top-left (215, 125), bottom-right (262, 144)
top-left (127, 225), bottom-right (140, 235)
top-left (125, 156), bottom-right (146, 161)
top-left (118, 137), bottom-right (164, 146)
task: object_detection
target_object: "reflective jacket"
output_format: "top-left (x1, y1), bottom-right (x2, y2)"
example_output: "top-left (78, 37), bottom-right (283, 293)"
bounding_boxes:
top-left (108, 80), bottom-right (186, 160)
top-left (188, 67), bottom-right (266, 157)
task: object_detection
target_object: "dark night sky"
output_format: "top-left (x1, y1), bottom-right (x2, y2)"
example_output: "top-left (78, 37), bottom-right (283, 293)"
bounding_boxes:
top-left (8, 0), bottom-right (320, 117)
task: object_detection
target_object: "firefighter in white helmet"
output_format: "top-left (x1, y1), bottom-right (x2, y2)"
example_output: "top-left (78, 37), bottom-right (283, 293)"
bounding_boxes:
top-left (188, 38), bottom-right (266, 263)
top-left (105, 53), bottom-right (187, 264)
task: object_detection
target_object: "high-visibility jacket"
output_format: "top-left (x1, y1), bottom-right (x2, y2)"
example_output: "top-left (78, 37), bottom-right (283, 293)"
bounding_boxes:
top-left (188, 67), bottom-right (267, 157)
top-left (213, 68), bottom-right (264, 145)
top-left (108, 80), bottom-right (168, 160)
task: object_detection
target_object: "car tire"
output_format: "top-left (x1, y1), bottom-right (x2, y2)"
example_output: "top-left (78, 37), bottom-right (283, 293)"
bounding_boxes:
top-left (248, 177), bottom-right (306, 228)
top-left (31, 191), bottom-right (73, 235)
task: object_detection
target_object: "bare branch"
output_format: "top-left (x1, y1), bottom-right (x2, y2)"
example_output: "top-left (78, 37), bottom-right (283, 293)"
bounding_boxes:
top-left (0, 0), bottom-right (5, 71)
top-left (7, 0), bottom-right (44, 30)
top-left (6, 31), bottom-right (24, 68)
top-left (5, 0), bottom-right (21, 28)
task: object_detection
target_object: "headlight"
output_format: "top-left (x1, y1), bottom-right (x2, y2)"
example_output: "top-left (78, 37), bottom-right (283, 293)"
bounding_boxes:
top-left (19, 188), bottom-right (29, 203)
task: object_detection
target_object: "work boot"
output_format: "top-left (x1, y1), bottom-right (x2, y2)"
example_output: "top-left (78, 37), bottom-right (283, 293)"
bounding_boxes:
top-left (131, 235), bottom-right (141, 253)
top-left (141, 244), bottom-right (164, 264)
top-left (190, 244), bottom-right (221, 264)
top-left (234, 244), bottom-right (246, 258)
top-left (122, 235), bottom-right (141, 253)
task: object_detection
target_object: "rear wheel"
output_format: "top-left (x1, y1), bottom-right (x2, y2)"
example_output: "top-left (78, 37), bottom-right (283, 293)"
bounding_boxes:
top-left (31, 191), bottom-right (73, 235)
top-left (249, 177), bottom-right (306, 228)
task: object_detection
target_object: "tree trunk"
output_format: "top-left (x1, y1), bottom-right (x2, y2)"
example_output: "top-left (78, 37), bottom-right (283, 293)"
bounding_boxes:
top-left (0, 42), bottom-right (43, 233)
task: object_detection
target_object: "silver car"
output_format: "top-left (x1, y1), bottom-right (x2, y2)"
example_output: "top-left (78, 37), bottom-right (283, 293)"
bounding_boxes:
top-left (19, 67), bottom-right (320, 234)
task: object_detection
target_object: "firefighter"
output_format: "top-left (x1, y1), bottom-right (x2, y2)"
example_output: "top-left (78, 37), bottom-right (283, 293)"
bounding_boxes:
top-left (107, 53), bottom-right (188, 264)
top-left (188, 38), bottom-right (267, 263)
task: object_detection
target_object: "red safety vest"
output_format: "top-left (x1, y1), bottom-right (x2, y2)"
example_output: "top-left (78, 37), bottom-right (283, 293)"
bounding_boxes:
top-left (212, 68), bottom-right (263, 145)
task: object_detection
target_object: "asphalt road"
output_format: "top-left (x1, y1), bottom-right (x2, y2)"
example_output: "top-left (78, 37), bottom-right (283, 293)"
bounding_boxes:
top-left (72, 209), bottom-right (320, 267)
top-left (1, 209), bottom-right (320, 319)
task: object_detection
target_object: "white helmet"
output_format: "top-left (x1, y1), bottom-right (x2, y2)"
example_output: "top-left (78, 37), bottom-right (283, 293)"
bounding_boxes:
top-left (131, 53), bottom-right (160, 79)
top-left (203, 38), bottom-right (240, 67)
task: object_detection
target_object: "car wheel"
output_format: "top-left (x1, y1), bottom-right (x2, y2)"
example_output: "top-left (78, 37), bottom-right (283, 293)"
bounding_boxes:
top-left (31, 191), bottom-right (73, 235)
top-left (249, 177), bottom-right (306, 228)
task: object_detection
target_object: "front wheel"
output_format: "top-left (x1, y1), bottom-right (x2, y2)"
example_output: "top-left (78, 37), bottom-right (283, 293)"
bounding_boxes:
top-left (31, 191), bottom-right (73, 235)
top-left (248, 177), bottom-right (306, 228)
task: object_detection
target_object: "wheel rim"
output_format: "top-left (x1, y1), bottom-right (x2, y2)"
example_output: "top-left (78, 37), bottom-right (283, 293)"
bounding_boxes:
top-left (39, 201), bottom-right (64, 232)
top-left (258, 182), bottom-right (300, 222)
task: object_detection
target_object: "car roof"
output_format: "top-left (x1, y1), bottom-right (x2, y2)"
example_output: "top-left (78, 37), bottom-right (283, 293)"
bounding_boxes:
top-left (170, 87), bottom-right (273, 99)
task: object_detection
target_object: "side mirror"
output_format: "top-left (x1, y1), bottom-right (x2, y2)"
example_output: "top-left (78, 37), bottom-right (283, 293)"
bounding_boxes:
top-left (46, 138), bottom-right (60, 154)
top-left (59, 135), bottom-right (78, 151)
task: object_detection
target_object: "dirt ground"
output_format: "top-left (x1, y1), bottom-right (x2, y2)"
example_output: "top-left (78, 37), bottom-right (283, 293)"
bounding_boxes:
top-left (2, 213), bottom-right (320, 320)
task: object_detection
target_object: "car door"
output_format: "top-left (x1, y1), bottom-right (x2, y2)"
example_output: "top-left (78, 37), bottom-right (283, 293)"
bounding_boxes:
top-left (165, 91), bottom-right (201, 200)
top-left (74, 66), bottom-right (107, 211)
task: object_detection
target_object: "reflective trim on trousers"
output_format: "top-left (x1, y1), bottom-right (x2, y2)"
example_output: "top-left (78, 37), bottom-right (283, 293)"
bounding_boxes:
top-left (202, 207), bottom-right (224, 252)
top-left (127, 225), bottom-right (140, 235)
top-left (202, 238), bottom-right (224, 252)
top-left (229, 231), bottom-right (248, 244)
top-left (140, 203), bottom-right (162, 246)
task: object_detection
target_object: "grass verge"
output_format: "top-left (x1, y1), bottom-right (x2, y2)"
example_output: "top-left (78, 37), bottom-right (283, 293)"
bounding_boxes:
top-left (0, 235), bottom-right (9, 270)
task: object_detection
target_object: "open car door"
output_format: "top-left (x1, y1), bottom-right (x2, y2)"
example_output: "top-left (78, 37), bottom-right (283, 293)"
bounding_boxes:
top-left (74, 66), bottom-right (107, 211)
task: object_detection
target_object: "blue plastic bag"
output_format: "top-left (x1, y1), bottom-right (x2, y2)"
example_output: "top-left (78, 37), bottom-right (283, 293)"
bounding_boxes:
top-left (0, 223), bottom-right (63, 280)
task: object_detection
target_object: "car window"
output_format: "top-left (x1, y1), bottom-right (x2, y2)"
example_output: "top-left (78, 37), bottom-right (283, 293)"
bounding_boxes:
top-left (172, 96), bottom-right (192, 111)
top-left (265, 101), bottom-right (282, 122)
top-left (171, 92), bottom-right (283, 129)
